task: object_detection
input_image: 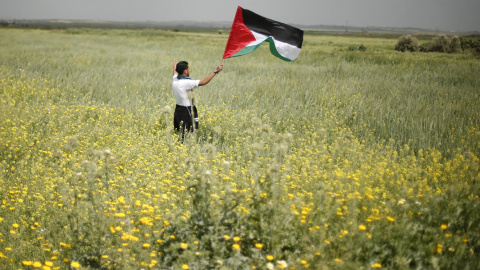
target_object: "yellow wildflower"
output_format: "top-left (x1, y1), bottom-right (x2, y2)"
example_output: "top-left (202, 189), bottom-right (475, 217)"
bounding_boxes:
top-left (22, 261), bottom-right (34, 266)
top-left (114, 213), bottom-right (126, 218)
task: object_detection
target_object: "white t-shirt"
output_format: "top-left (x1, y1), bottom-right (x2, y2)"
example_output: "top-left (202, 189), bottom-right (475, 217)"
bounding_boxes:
top-left (172, 75), bottom-right (200, 106)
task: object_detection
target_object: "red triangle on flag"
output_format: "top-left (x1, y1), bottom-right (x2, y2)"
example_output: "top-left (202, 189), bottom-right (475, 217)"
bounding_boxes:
top-left (223, 6), bottom-right (257, 59)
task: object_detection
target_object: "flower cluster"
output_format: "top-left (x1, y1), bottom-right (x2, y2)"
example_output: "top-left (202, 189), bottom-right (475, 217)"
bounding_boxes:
top-left (1, 28), bottom-right (479, 269)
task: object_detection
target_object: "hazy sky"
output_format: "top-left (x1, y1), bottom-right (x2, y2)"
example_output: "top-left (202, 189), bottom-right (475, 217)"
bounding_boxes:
top-left (1, 0), bottom-right (479, 32)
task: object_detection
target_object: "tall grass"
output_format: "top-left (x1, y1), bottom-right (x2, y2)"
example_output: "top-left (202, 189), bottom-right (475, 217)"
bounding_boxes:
top-left (1, 27), bottom-right (479, 269)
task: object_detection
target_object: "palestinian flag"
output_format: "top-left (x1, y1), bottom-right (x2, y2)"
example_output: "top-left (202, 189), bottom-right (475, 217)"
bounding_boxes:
top-left (223, 6), bottom-right (304, 62)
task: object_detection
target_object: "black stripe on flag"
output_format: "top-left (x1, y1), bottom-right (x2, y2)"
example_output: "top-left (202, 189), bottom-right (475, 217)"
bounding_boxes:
top-left (242, 8), bottom-right (303, 49)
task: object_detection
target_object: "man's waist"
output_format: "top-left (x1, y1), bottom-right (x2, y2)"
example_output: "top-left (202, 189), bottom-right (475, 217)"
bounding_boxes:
top-left (176, 104), bottom-right (196, 109)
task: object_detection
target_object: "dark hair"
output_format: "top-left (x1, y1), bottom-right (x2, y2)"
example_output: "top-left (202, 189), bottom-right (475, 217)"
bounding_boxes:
top-left (176, 61), bottom-right (189, 75)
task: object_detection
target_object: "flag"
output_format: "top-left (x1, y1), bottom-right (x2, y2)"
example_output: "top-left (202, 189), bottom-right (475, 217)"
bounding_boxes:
top-left (223, 6), bottom-right (304, 62)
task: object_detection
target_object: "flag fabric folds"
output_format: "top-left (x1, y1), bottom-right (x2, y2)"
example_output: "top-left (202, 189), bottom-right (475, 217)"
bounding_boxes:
top-left (223, 6), bottom-right (304, 62)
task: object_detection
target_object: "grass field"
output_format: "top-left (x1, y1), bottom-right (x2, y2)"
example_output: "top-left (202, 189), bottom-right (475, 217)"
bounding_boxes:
top-left (1, 27), bottom-right (479, 269)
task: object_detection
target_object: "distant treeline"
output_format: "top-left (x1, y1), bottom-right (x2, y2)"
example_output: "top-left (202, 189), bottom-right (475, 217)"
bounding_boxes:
top-left (395, 34), bottom-right (480, 55)
top-left (3, 19), bottom-right (480, 36)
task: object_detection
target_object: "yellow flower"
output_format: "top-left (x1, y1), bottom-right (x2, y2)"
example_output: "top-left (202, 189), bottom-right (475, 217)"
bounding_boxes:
top-left (233, 236), bottom-right (241, 242)
top-left (266, 255), bottom-right (274, 261)
top-left (359, 224), bottom-right (367, 231)
top-left (232, 244), bottom-right (241, 251)
top-left (114, 213), bottom-right (126, 218)
top-left (12, 223), bottom-right (19, 228)
top-left (335, 258), bottom-right (343, 263)
top-left (301, 260), bottom-right (307, 265)
top-left (180, 243), bottom-right (188, 250)
top-left (255, 243), bottom-right (263, 249)
top-left (71, 261), bottom-right (81, 268)
top-left (22, 261), bottom-right (34, 266)
top-left (223, 235), bottom-right (230, 240)
top-left (33, 261), bottom-right (42, 268)
top-left (182, 264), bottom-right (189, 269)
top-left (371, 262), bottom-right (382, 268)
top-left (437, 244), bottom-right (443, 254)
top-left (101, 255), bottom-right (109, 259)
top-left (142, 243), bottom-right (151, 249)
top-left (441, 224), bottom-right (447, 230)
top-left (386, 216), bottom-right (395, 222)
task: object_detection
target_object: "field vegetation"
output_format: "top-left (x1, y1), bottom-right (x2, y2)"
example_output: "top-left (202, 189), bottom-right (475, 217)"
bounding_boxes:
top-left (1, 27), bottom-right (479, 269)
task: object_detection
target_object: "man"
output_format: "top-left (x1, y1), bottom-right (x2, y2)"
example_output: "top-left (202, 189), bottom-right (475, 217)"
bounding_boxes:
top-left (172, 59), bottom-right (223, 138)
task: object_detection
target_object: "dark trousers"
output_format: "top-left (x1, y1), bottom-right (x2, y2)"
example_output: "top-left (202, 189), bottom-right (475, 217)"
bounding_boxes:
top-left (174, 105), bottom-right (198, 137)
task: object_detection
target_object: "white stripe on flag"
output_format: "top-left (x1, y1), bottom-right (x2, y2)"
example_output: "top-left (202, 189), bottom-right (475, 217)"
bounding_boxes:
top-left (273, 38), bottom-right (301, 60)
top-left (248, 31), bottom-right (301, 60)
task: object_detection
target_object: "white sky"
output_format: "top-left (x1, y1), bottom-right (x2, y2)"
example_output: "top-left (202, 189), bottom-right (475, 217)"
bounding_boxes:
top-left (1, 0), bottom-right (479, 32)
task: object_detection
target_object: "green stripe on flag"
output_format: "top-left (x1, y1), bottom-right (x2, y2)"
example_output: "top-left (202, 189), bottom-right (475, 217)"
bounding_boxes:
top-left (231, 43), bottom-right (263, 58)
top-left (265, 37), bottom-right (293, 62)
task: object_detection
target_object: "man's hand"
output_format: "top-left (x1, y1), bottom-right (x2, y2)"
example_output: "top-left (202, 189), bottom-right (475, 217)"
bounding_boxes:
top-left (173, 59), bottom-right (178, 75)
top-left (199, 64), bottom-right (224, 86)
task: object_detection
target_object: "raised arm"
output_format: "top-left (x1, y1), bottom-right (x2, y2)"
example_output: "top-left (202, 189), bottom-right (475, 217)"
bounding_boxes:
top-left (173, 59), bottom-right (178, 76)
top-left (199, 64), bottom-right (224, 86)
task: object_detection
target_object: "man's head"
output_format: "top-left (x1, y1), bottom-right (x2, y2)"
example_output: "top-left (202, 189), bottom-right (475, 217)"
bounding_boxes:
top-left (176, 61), bottom-right (189, 76)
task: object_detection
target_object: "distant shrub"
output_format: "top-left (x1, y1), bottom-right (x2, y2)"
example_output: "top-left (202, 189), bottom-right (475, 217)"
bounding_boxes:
top-left (425, 35), bottom-right (462, 53)
top-left (395, 35), bottom-right (419, 52)
top-left (348, 45), bottom-right (358, 51)
top-left (347, 44), bottom-right (367, 51)
top-left (450, 36), bottom-right (462, 53)
top-left (428, 35), bottom-right (451, 53)
top-left (459, 37), bottom-right (480, 55)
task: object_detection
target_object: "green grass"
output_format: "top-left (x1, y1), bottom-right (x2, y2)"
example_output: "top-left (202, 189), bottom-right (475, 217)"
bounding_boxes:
top-left (1, 27), bottom-right (479, 269)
